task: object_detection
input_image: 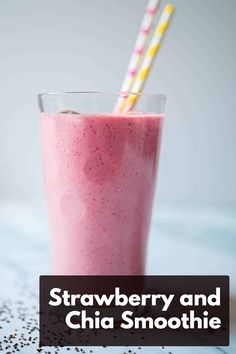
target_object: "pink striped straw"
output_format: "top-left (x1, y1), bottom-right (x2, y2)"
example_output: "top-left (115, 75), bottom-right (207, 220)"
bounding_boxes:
top-left (115, 0), bottom-right (160, 112)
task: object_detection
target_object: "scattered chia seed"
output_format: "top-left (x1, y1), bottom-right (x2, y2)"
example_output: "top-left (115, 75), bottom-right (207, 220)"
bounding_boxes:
top-left (0, 284), bottom-right (152, 354)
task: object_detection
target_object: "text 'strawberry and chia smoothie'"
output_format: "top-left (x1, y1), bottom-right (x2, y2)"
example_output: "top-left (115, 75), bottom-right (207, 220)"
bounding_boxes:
top-left (41, 112), bottom-right (163, 275)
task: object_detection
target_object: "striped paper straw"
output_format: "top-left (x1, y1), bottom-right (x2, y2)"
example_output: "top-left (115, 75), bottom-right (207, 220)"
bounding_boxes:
top-left (123, 4), bottom-right (175, 112)
top-left (115, 0), bottom-right (160, 112)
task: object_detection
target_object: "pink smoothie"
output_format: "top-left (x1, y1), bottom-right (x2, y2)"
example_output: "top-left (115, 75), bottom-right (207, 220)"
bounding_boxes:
top-left (40, 113), bottom-right (163, 275)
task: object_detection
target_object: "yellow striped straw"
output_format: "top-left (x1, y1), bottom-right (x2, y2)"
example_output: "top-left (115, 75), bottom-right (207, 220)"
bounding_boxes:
top-left (123, 4), bottom-right (175, 112)
top-left (114, 0), bottom-right (161, 112)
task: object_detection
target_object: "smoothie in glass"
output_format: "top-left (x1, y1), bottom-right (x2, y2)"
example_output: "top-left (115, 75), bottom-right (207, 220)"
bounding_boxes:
top-left (39, 93), bottom-right (165, 275)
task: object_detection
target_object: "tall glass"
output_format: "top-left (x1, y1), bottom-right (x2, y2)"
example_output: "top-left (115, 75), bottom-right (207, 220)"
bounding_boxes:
top-left (39, 92), bottom-right (165, 275)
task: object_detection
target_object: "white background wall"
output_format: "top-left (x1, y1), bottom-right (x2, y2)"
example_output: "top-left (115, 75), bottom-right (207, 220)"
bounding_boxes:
top-left (0, 0), bottom-right (235, 204)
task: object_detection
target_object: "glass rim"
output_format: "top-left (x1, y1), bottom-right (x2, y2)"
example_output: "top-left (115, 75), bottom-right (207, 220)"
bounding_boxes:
top-left (38, 91), bottom-right (166, 100)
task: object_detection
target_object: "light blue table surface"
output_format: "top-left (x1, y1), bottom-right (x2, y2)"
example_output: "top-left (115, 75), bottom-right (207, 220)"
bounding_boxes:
top-left (0, 200), bottom-right (235, 354)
